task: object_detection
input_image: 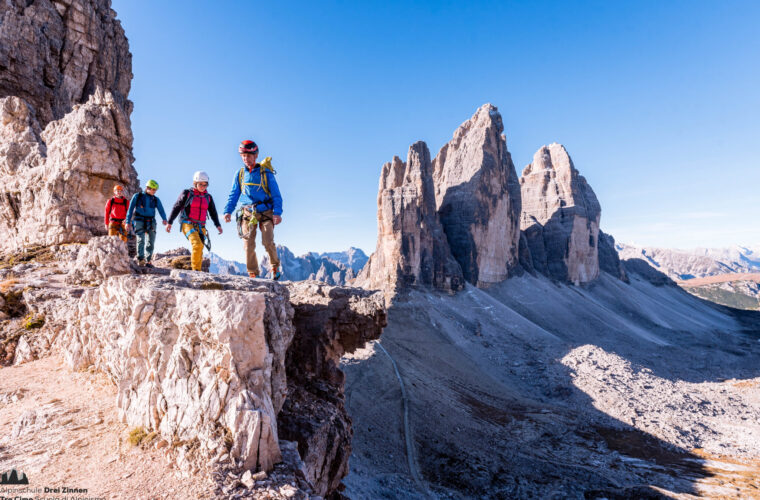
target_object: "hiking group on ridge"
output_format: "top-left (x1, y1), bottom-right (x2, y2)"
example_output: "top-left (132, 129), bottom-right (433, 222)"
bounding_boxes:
top-left (103, 139), bottom-right (283, 279)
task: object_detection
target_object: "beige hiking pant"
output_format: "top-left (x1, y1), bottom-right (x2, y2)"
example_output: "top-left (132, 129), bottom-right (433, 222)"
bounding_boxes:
top-left (242, 209), bottom-right (279, 276)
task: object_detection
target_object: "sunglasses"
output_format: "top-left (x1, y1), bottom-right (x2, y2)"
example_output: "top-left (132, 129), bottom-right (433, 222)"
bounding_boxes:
top-left (197, 182), bottom-right (208, 186)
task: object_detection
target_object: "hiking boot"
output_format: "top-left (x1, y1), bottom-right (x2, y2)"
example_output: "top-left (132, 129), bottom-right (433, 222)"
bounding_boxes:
top-left (271, 265), bottom-right (282, 281)
top-left (248, 272), bottom-right (258, 279)
top-left (137, 259), bottom-right (146, 266)
top-left (144, 262), bottom-right (154, 268)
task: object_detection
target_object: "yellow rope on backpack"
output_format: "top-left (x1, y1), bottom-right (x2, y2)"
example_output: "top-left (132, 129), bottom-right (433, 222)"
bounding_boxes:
top-left (239, 156), bottom-right (275, 197)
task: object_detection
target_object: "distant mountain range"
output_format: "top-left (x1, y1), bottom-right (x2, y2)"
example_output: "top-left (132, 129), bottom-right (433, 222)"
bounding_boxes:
top-left (617, 244), bottom-right (760, 281)
top-left (617, 243), bottom-right (760, 310)
top-left (208, 246), bottom-right (369, 286)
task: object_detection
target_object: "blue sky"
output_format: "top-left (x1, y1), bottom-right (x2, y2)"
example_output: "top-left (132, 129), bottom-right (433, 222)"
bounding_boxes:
top-left (112, 0), bottom-right (760, 261)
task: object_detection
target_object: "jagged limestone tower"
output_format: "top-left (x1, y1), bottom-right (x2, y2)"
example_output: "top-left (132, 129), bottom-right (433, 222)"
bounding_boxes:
top-left (432, 103), bottom-right (523, 286)
top-left (358, 141), bottom-right (464, 301)
top-left (520, 143), bottom-right (601, 284)
top-left (0, 0), bottom-right (139, 253)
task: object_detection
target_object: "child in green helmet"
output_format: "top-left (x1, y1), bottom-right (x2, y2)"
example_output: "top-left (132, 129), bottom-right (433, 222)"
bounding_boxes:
top-left (125, 179), bottom-right (168, 266)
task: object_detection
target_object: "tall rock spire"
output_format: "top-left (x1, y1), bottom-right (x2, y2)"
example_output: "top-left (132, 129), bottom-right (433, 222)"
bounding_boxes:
top-left (520, 143), bottom-right (601, 284)
top-left (0, 0), bottom-right (138, 253)
top-left (357, 141), bottom-right (463, 302)
top-left (432, 104), bottom-right (522, 286)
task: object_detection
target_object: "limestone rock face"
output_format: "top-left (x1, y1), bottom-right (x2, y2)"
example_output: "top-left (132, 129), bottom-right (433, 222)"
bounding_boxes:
top-left (598, 230), bottom-right (627, 282)
top-left (0, 0), bottom-right (137, 254)
top-left (432, 104), bottom-right (522, 286)
top-left (63, 272), bottom-right (296, 472)
top-left (0, 0), bottom-right (133, 127)
top-left (279, 281), bottom-right (386, 497)
top-left (520, 143), bottom-right (601, 284)
top-left (358, 141), bottom-right (463, 300)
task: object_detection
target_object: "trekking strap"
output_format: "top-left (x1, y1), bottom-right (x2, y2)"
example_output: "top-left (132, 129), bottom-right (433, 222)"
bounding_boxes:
top-left (137, 192), bottom-right (156, 210)
top-left (239, 158), bottom-right (276, 197)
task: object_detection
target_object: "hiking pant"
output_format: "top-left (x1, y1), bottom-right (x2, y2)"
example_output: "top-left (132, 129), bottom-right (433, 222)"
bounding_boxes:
top-left (242, 209), bottom-right (279, 276)
top-left (134, 218), bottom-right (156, 262)
top-left (181, 222), bottom-right (207, 271)
top-left (108, 221), bottom-right (127, 243)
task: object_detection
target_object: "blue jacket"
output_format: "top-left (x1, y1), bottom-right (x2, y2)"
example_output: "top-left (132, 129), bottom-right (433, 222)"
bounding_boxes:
top-left (223, 164), bottom-right (283, 216)
top-left (126, 191), bottom-right (168, 224)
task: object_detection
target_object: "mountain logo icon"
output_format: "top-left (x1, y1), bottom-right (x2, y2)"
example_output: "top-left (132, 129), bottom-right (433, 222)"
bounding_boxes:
top-left (0, 468), bottom-right (29, 484)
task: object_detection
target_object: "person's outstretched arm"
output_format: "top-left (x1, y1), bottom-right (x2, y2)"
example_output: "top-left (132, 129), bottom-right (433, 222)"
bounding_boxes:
top-left (166, 190), bottom-right (189, 232)
top-left (156, 197), bottom-right (168, 224)
top-left (208, 195), bottom-right (223, 234)
top-left (223, 169), bottom-right (242, 218)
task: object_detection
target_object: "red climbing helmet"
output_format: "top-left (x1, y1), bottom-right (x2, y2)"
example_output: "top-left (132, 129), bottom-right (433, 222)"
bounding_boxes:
top-left (238, 140), bottom-right (259, 155)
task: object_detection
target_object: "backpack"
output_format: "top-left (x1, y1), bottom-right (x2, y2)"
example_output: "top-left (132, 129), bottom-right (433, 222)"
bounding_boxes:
top-left (136, 192), bottom-right (157, 210)
top-left (239, 156), bottom-right (276, 197)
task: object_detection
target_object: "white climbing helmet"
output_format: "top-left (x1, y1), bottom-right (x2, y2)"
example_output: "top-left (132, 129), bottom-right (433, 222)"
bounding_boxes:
top-left (193, 171), bottom-right (209, 183)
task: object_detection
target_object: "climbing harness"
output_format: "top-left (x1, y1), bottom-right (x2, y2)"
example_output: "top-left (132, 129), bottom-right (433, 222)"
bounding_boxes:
top-left (133, 214), bottom-right (156, 234)
top-left (183, 221), bottom-right (211, 251)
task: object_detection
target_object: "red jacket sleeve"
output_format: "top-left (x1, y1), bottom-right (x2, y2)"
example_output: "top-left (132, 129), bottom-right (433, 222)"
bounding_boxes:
top-left (105, 198), bottom-right (112, 226)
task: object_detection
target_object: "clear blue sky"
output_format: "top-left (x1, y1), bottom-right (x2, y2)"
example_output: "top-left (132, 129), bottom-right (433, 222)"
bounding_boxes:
top-left (112, 0), bottom-right (760, 261)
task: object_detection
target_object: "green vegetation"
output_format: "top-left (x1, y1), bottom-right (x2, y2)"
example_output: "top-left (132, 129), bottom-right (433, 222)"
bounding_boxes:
top-left (685, 284), bottom-right (760, 311)
top-left (23, 314), bottom-right (44, 330)
top-left (127, 427), bottom-right (148, 446)
top-left (0, 245), bottom-right (56, 269)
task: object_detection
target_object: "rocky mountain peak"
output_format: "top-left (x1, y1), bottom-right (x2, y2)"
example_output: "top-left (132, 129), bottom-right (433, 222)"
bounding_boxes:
top-left (432, 103), bottom-right (522, 285)
top-left (357, 141), bottom-right (464, 302)
top-left (0, 0), bottom-right (133, 127)
top-left (0, 0), bottom-right (138, 254)
top-left (520, 143), bottom-right (602, 284)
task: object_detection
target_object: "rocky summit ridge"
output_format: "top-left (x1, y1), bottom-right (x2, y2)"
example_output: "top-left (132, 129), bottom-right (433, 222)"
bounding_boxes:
top-left (1, 237), bottom-right (386, 498)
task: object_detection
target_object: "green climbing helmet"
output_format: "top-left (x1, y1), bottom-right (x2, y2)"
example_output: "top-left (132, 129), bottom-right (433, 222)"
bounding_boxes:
top-left (146, 179), bottom-right (159, 190)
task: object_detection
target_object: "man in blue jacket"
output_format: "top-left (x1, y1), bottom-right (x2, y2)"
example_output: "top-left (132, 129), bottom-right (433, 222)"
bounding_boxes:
top-left (223, 140), bottom-right (283, 279)
top-left (125, 179), bottom-right (168, 267)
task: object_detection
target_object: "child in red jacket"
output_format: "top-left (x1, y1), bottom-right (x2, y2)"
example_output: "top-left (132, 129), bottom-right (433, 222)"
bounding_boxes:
top-left (105, 184), bottom-right (129, 243)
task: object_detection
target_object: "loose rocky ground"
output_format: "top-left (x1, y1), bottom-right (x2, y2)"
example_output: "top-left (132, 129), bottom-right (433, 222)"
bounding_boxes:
top-left (343, 272), bottom-right (760, 499)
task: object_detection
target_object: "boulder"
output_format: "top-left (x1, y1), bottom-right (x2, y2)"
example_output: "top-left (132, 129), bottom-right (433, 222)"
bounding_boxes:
top-left (520, 143), bottom-right (601, 284)
top-left (66, 235), bottom-right (133, 283)
top-left (62, 272), bottom-right (295, 471)
top-left (432, 104), bottom-right (522, 286)
top-left (359, 142), bottom-right (464, 300)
